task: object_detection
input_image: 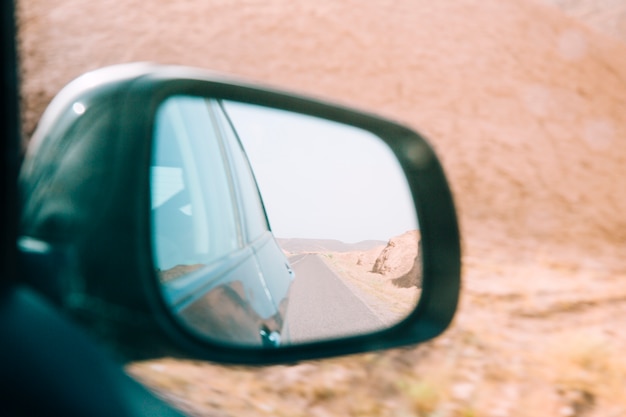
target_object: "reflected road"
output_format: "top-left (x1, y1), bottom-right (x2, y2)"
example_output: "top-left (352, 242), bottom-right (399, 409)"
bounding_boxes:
top-left (285, 254), bottom-right (383, 343)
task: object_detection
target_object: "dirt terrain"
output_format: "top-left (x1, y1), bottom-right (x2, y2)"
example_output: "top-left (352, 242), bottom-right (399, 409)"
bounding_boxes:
top-left (128, 241), bottom-right (626, 416)
top-left (16, 0), bottom-right (626, 415)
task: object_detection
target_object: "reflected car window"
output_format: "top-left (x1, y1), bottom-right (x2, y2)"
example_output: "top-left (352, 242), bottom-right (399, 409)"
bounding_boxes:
top-left (151, 96), bottom-right (240, 279)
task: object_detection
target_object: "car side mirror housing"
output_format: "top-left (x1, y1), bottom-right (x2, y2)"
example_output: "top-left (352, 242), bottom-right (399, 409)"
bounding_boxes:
top-left (18, 63), bottom-right (460, 364)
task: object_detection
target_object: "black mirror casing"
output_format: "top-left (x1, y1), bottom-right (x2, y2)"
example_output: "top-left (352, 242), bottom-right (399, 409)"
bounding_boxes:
top-left (18, 64), bottom-right (175, 359)
top-left (18, 63), bottom-right (460, 364)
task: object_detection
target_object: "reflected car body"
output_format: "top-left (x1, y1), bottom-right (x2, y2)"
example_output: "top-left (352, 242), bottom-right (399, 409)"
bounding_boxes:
top-left (152, 96), bottom-right (295, 347)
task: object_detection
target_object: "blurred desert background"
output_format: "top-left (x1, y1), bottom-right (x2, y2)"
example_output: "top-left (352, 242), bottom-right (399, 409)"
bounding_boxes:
top-left (16, 0), bottom-right (626, 416)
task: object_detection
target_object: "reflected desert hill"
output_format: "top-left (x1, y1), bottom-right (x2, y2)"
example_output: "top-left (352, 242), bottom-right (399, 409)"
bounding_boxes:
top-left (278, 231), bottom-right (422, 328)
top-left (279, 230), bottom-right (421, 290)
top-left (277, 238), bottom-right (385, 254)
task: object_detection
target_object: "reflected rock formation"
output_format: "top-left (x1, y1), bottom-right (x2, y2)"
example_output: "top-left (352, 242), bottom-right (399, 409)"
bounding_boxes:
top-left (372, 230), bottom-right (422, 288)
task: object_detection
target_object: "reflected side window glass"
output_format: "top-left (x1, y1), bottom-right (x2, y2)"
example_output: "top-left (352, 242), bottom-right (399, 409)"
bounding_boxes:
top-left (151, 96), bottom-right (240, 281)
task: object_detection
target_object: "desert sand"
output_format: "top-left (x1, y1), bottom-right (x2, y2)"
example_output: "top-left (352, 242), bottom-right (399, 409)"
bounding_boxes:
top-left (17, 0), bottom-right (626, 415)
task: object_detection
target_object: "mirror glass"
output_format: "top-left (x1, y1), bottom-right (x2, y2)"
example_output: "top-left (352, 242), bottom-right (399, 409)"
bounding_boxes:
top-left (150, 95), bottom-right (421, 348)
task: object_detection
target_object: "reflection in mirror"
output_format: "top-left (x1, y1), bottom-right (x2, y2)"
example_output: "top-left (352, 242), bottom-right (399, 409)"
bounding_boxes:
top-left (150, 95), bottom-right (420, 349)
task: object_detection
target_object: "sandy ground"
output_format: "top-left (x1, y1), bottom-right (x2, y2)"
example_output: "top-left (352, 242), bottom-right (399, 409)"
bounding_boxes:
top-left (129, 225), bottom-right (626, 416)
top-left (127, 253), bottom-right (626, 416)
top-left (16, 0), bottom-right (626, 415)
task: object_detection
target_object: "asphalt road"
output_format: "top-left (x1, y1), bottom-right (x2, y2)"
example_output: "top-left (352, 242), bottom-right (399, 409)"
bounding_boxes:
top-left (284, 253), bottom-right (384, 344)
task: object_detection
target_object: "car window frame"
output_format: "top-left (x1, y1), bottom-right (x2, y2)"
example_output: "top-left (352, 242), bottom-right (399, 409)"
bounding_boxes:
top-left (210, 100), bottom-right (272, 244)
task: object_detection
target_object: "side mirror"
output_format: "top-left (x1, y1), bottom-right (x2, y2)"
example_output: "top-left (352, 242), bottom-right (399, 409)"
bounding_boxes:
top-left (18, 63), bottom-right (460, 364)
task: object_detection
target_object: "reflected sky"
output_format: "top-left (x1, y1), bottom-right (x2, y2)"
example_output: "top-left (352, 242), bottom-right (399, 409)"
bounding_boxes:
top-left (223, 101), bottom-right (418, 243)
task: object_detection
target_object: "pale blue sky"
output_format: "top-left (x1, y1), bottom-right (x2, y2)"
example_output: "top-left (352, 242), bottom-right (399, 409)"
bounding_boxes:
top-left (224, 101), bottom-right (418, 243)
